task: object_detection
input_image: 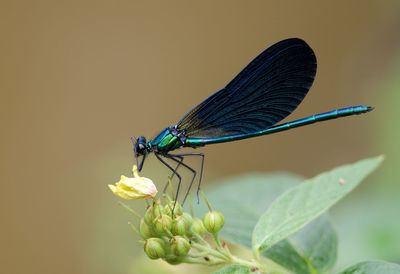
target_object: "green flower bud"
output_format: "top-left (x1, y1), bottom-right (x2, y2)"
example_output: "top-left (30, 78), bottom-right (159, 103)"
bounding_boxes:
top-left (144, 200), bottom-right (163, 225)
top-left (203, 211), bottom-right (224, 234)
top-left (181, 212), bottom-right (193, 225)
top-left (144, 206), bottom-right (154, 225)
top-left (144, 238), bottom-right (167, 260)
top-left (163, 255), bottom-right (183, 265)
top-left (163, 205), bottom-right (172, 217)
top-left (153, 214), bottom-right (173, 235)
top-left (171, 216), bottom-right (187, 236)
top-left (176, 212), bottom-right (194, 236)
top-left (152, 201), bottom-right (163, 219)
top-left (170, 236), bottom-right (191, 257)
top-left (139, 219), bottom-right (154, 239)
top-left (163, 201), bottom-right (183, 216)
top-left (191, 218), bottom-right (206, 235)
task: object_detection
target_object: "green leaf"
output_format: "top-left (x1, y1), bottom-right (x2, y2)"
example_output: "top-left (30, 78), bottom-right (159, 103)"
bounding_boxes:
top-left (340, 261), bottom-right (400, 273)
top-left (263, 214), bottom-right (337, 274)
top-left (333, 197), bottom-right (400, 270)
top-left (252, 156), bottom-right (383, 253)
top-left (192, 173), bottom-right (303, 247)
top-left (212, 264), bottom-right (252, 274)
top-left (192, 173), bottom-right (338, 273)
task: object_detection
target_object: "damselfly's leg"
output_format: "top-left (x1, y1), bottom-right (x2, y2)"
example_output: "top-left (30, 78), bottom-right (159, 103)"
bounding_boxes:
top-left (168, 152), bottom-right (205, 202)
top-left (163, 155), bottom-right (184, 194)
top-left (155, 153), bottom-right (182, 212)
top-left (167, 156), bottom-right (184, 183)
top-left (164, 154), bottom-right (198, 205)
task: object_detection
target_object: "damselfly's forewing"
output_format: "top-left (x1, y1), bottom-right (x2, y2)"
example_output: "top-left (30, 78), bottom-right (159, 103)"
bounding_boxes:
top-left (177, 38), bottom-right (317, 138)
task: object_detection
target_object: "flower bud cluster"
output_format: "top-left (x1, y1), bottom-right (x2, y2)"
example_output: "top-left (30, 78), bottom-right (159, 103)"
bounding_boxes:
top-left (141, 199), bottom-right (225, 264)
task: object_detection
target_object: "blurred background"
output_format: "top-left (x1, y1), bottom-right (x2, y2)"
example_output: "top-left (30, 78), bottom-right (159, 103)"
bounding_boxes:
top-left (1, 1), bottom-right (400, 273)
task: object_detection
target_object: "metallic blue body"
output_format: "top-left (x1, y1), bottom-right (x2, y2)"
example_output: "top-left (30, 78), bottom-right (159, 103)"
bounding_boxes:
top-left (148, 128), bottom-right (184, 153)
top-left (149, 105), bottom-right (371, 151)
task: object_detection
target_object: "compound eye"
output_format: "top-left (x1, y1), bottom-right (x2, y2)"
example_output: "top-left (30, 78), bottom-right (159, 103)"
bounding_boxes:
top-left (138, 143), bottom-right (145, 150)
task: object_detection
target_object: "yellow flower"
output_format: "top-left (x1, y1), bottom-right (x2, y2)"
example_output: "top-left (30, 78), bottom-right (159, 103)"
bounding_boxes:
top-left (108, 165), bottom-right (157, 200)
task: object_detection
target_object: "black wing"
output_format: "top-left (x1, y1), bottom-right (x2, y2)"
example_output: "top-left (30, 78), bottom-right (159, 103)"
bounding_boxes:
top-left (177, 38), bottom-right (317, 138)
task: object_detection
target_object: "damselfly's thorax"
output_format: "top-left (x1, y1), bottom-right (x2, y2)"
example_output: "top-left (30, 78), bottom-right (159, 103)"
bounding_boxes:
top-left (144, 126), bottom-right (186, 155)
top-left (170, 125), bottom-right (187, 144)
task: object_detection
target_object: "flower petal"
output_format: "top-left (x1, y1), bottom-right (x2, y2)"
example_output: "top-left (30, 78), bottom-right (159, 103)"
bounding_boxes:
top-left (108, 165), bottom-right (158, 200)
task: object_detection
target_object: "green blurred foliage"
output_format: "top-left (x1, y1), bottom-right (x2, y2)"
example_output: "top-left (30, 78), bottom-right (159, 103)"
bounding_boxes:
top-left (375, 58), bottom-right (400, 191)
top-left (332, 58), bottom-right (400, 271)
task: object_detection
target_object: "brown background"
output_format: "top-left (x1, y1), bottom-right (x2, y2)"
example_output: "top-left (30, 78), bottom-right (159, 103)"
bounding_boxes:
top-left (1, 1), bottom-right (399, 274)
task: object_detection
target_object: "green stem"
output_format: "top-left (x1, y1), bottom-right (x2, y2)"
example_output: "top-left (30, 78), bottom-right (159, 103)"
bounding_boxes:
top-left (193, 233), bottom-right (212, 248)
top-left (127, 222), bottom-right (140, 235)
top-left (212, 233), bottom-right (222, 248)
top-left (192, 242), bottom-right (230, 261)
top-left (212, 233), bottom-right (232, 258)
top-left (118, 202), bottom-right (142, 218)
top-left (189, 251), bottom-right (209, 258)
top-left (188, 194), bottom-right (195, 217)
top-left (200, 191), bottom-right (213, 211)
top-left (182, 256), bottom-right (225, 266)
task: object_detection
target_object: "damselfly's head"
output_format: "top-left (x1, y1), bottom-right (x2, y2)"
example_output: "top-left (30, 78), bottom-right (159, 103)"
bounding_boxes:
top-left (132, 136), bottom-right (147, 171)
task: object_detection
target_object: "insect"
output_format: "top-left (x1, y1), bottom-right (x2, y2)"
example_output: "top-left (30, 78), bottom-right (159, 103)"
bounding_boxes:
top-left (133, 38), bottom-right (372, 203)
